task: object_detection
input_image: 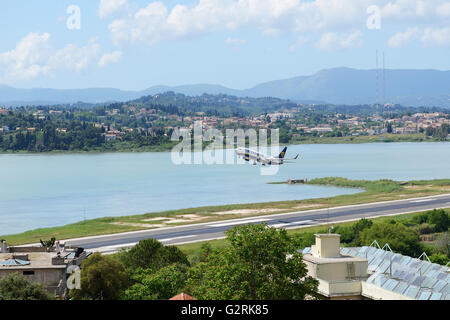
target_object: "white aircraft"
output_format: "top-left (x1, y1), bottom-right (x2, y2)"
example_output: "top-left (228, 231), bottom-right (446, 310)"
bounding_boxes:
top-left (236, 147), bottom-right (299, 166)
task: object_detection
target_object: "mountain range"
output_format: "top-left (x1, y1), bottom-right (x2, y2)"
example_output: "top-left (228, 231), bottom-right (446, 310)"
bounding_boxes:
top-left (1, 67), bottom-right (449, 108)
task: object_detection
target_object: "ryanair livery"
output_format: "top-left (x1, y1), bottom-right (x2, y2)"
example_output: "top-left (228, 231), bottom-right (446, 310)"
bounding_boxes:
top-left (236, 147), bottom-right (299, 166)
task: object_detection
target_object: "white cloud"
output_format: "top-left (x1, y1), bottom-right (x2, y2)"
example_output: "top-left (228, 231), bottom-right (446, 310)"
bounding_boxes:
top-left (436, 2), bottom-right (450, 16)
top-left (98, 51), bottom-right (123, 68)
top-left (107, 0), bottom-right (370, 46)
top-left (99, 0), bottom-right (128, 19)
top-left (102, 0), bottom-right (450, 48)
top-left (387, 27), bottom-right (420, 48)
top-left (315, 30), bottom-right (363, 50)
top-left (0, 33), bottom-right (101, 83)
top-left (422, 27), bottom-right (450, 46)
top-left (225, 37), bottom-right (247, 47)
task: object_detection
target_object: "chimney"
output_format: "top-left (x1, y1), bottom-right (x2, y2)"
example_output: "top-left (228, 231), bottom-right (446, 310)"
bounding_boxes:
top-left (311, 234), bottom-right (341, 258)
top-left (1, 240), bottom-right (6, 253)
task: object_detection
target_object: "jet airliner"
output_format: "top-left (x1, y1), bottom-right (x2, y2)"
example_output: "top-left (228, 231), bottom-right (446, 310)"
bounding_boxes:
top-left (236, 147), bottom-right (299, 166)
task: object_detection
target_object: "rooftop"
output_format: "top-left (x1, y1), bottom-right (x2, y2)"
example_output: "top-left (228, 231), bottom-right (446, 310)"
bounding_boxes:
top-left (301, 246), bottom-right (450, 300)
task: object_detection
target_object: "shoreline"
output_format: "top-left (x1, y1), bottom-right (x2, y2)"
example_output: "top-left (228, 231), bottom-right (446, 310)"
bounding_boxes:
top-left (0, 135), bottom-right (447, 155)
top-left (2, 177), bottom-right (450, 246)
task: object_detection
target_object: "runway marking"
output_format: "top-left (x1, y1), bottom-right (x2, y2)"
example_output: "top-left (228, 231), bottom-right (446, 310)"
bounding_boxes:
top-left (209, 218), bottom-right (271, 228)
top-left (270, 220), bottom-right (313, 229)
top-left (411, 199), bottom-right (435, 203)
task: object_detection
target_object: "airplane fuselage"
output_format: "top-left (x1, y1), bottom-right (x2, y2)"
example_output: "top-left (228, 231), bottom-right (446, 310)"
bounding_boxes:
top-left (236, 148), bottom-right (287, 166)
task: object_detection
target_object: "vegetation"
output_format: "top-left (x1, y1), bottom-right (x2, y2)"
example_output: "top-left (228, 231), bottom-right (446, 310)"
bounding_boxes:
top-left (178, 209), bottom-right (450, 267)
top-left (116, 238), bottom-right (190, 271)
top-left (76, 224), bottom-right (319, 300)
top-left (0, 273), bottom-right (53, 300)
top-left (1, 96), bottom-right (448, 153)
top-left (73, 210), bottom-right (449, 300)
top-left (184, 224), bottom-right (319, 300)
top-left (71, 253), bottom-right (128, 300)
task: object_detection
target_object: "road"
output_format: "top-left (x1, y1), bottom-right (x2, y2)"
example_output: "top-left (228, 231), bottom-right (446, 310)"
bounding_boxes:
top-left (64, 194), bottom-right (450, 254)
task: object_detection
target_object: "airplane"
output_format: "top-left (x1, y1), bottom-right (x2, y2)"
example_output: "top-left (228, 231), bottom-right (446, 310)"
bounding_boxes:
top-left (236, 147), bottom-right (299, 166)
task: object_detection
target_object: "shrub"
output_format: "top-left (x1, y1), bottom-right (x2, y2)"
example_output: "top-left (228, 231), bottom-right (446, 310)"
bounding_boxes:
top-left (428, 209), bottom-right (450, 232)
top-left (358, 223), bottom-right (424, 257)
top-left (414, 223), bottom-right (436, 235)
top-left (0, 273), bottom-right (53, 300)
top-left (429, 253), bottom-right (449, 266)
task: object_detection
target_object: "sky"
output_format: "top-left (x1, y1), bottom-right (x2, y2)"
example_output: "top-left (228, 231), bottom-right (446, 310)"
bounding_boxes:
top-left (0, 0), bottom-right (449, 90)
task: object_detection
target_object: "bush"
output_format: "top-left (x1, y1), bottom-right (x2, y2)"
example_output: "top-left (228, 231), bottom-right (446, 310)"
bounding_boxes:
top-left (122, 264), bottom-right (188, 300)
top-left (291, 232), bottom-right (316, 249)
top-left (429, 253), bottom-right (449, 266)
top-left (414, 223), bottom-right (436, 235)
top-left (118, 239), bottom-right (190, 271)
top-left (411, 209), bottom-right (449, 232)
top-left (358, 223), bottom-right (424, 257)
top-left (428, 209), bottom-right (450, 232)
top-left (0, 273), bottom-right (53, 300)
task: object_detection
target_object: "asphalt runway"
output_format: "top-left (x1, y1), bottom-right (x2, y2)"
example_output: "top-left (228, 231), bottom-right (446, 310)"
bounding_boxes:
top-left (64, 194), bottom-right (450, 253)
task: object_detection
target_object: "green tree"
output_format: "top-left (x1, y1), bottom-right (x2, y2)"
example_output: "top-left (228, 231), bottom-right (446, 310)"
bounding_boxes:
top-left (71, 253), bottom-right (128, 300)
top-left (358, 223), bottom-right (424, 257)
top-left (185, 224), bottom-right (318, 300)
top-left (427, 209), bottom-right (449, 232)
top-left (0, 273), bottom-right (53, 300)
top-left (118, 238), bottom-right (189, 271)
top-left (122, 264), bottom-right (188, 300)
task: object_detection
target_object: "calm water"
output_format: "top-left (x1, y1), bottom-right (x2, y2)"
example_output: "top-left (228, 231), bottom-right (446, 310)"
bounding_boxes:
top-left (0, 142), bottom-right (449, 235)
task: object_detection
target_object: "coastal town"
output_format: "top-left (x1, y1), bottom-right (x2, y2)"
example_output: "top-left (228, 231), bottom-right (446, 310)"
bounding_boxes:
top-left (0, 93), bottom-right (449, 152)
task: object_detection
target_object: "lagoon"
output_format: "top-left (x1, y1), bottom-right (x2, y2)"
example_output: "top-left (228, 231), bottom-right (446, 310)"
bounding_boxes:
top-left (0, 142), bottom-right (449, 235)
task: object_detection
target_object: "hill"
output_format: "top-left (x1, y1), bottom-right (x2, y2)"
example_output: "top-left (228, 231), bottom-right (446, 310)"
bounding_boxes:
top-left (1, 68), bottom-right (449, 107)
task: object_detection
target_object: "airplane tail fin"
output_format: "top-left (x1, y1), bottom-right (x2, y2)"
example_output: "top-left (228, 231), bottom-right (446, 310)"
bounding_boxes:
top-left (278, 147), bottom-right (288, 159)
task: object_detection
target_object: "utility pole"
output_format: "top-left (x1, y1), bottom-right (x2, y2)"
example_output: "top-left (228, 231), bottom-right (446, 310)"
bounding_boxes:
top-left (376, 50), bottom-right (379, 120)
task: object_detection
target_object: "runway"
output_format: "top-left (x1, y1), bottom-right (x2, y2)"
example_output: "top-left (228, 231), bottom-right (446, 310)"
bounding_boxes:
top-left (64, 194), bottom-right (450, 254)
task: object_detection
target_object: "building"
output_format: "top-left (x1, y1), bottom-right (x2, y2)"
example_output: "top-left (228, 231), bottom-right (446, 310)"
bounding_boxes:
top-left (302, 234), bottom-right (369, 300)
top-left (0, 241), bottom-right (89, 298)
top-left (301, 234), bottom-right (450, 300)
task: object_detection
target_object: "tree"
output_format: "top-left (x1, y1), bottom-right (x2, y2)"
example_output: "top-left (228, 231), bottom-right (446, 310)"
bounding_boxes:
top-left (358, 223), bottom-right (424, 257)
top-left (122, 264), bottom-right (188, 300)
top-left (427, 209), bottom-right (449, 232)
top-left (71, 253), bottom-right (128, 300)
top-left (0, 273), bottom-right (53, 300)
top-left (184, 224), bottom-right (318, 300)
top-left (118, 238), bottom-right (189, 271)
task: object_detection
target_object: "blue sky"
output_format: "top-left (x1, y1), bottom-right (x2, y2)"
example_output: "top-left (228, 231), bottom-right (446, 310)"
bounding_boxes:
top-left (0, 0), bottom-right (449, 90)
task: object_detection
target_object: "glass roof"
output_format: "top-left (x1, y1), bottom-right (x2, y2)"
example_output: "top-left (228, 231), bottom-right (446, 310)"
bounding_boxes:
top-left (299, 245), bottom-right (450, 300)
top-left (0, 259), bottom-right (30, 266)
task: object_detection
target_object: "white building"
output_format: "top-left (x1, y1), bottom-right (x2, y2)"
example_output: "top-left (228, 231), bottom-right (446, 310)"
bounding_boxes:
top-left (301, 234), bottom-right (449, 300)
